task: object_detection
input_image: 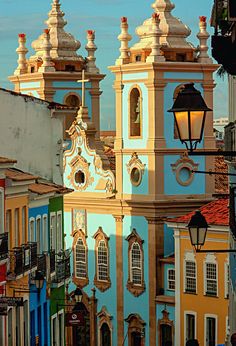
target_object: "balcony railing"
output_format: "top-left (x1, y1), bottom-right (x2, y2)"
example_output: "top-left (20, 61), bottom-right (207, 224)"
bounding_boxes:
top-left (50, 250), bottom-right (56, 274)
top-left (8, 242), bottom-right (38, 278)
top-left (53, 256), bottom-right (71, 284)
top-left (0, 233), bottom-right (8, 261)
top-left (37, 254), bottom-right (47, 277)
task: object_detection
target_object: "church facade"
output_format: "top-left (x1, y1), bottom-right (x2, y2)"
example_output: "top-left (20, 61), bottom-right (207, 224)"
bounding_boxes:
top-left (8, 0), bottom-right (218, 345)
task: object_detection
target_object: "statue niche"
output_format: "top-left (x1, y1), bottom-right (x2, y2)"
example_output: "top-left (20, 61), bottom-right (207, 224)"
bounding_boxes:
top-left (129, 87), bottom-right (142, 137)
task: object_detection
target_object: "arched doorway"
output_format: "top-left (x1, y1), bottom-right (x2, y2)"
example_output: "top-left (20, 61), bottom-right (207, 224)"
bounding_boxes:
top-left (72, 302), bottom-right (90, 346)
top-left (100, 322), bottom-right (111, 346)
top-left (131, 331), bottom-right (142, 346)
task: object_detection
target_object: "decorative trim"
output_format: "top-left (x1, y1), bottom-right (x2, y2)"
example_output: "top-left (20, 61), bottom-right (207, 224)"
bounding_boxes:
top-left (72, 209), bottom-right (87, 235)
top-left (72, 230), bottom-right (89, 288)
top-left (171, 153), bottom-right (199, 186)
top-left (126, 152), bottom-right (146, 187)
top-left (126, 229), bottom-right (145, 297)
top-left (113, 215), bottom-right (124, 223)
top-left (125, 313), bottom-right (146, 346)
top-left (97, 306), bottom-right (113, 346)
top-left (158, 309), bottom-right (174, 346)
top-left (93, 227), bottom-right (111, 292)
top-left (67, 152), bottom-right (94, 191)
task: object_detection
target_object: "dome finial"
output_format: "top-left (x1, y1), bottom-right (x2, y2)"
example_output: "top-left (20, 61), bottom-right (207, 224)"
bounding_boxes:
top-left (116, 17), bottom-right (132, 66)
top-left (14, 33), bottom-right (28, 75)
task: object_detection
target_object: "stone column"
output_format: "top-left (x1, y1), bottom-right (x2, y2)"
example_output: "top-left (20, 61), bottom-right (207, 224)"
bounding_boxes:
top-left (38, 29), bottom-right (55, 73)
top-left (146, 13), bottom-right (165, 63)
top-left (197, 16), bottom-right (212, 64)
top-left (86, 30), bottom-right (99, 74)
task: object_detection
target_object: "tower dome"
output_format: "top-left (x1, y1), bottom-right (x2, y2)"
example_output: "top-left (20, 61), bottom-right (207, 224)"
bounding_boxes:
top-left (130, 0), bottom-right (195, 62)
top-left (31, 0), bottom-right (82, 62)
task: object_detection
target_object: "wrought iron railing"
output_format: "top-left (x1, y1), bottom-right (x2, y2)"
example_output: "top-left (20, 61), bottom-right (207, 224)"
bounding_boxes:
top-left (0, 233), bottom-right (8, 261)
top-left (8, 242), bottom-right (38, 278)
top-left (53, 256), bottom-right (71, 283)
top-left (37, 254), bottom-right (47, 277)
top-left (50, 250), bottom-right (56, 274)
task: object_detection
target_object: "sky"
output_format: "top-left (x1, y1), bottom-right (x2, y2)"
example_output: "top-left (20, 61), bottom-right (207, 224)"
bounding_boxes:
top-left (0, 0), bottom-right (228, 130)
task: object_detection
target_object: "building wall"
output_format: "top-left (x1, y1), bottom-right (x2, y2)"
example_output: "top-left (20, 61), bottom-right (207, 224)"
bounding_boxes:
top-left (177, 227), bottom-right (229, 345)
top-left (0, 90), bottom-right (64, 184)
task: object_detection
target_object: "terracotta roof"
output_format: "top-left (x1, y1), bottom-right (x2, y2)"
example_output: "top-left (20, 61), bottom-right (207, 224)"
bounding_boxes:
top-left (0, 157), bottom-right (16, 164)
top-left (214, 156), bottom-right (229, 194)
top-left (5, 168), bottom-right (38, 181)
top-left (29, 183), bottom-right (58, 195)
top-left (170, 198), bottom-right (229, 226)
top-left (35, 181), bottom-right (73, 195)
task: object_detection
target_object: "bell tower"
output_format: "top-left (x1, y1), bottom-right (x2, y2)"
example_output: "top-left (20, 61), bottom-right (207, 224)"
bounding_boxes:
top-left (9, 0), bottom-right (104, 136)
top-left (110, 0), bottom-right (217, 202)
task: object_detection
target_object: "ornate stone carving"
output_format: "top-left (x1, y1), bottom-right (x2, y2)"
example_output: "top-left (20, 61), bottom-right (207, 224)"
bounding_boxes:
top-left (67, 153), bottom-right (94, 191)
top-left (171, 152), bottom-right (199, 186)
top-left (126, 152), bottom-right (146, 187)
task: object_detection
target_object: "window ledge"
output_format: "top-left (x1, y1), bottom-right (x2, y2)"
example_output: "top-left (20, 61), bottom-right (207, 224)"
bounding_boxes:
top-left (94, 278), bottom-right (111, 292)
top-left (127, 280), bottom-right (145, 297)
top-left (204, 293), bottom-right (218, 298)
top-left (73, 276), bottom-right (89, 289)
top-left (184, 290), bottom-right (197, 295)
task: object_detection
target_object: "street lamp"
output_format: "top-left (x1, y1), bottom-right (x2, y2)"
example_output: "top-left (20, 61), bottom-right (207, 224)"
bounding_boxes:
top-left (74, 287), bottom-right (83, 303)
top-left (187, 210), bottom-right (236, 253)
top-left (34, 271), bottom-right (44, 291)
top-left (187, 210), bottom-right (208, 251)
top-left (168, 83), bottom-right (236, 156)
top-left (168, 83), bottom-right (211, 152)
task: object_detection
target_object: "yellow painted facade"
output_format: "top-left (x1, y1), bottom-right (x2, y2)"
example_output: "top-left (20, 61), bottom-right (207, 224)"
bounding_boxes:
top-left (175, 226), bottom-right (229, 345)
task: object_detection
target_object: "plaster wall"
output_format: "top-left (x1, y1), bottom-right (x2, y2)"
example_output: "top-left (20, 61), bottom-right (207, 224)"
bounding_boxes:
top-left (0, 90), bottom-right (64, 184)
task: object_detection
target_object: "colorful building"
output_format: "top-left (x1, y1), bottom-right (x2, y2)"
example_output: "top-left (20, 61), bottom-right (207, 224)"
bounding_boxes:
top-left (167, 198), bottom-right (229, 345)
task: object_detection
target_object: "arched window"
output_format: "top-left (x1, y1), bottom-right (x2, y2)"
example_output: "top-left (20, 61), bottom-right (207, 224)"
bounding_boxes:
top-left (126, 229), bottom-right (145, 296)
top-left (63, 93), bottom-right (81, 137)
top-left (98, 240), bottom-right (108, 281)
top-left (131, 242), bottom-right (142, 285)
top-left (75, 238), bottom-right (86, 278)
top-left (101, 323), bottom-right (111, 346)
top-left (125, 314), bottom-right (145, 346)
top-left (93, 227), bottom-right (111, 292)
top-left (158, 309), bottom-right (174, 346)
top-left (129, 87), bottom-right (142, 137)
top-left (72, 230), bottom-right (88, 288)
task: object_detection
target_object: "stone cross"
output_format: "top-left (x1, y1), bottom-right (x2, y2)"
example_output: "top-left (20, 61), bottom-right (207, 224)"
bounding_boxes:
top-left (77, 70), bottom-right (90, 108)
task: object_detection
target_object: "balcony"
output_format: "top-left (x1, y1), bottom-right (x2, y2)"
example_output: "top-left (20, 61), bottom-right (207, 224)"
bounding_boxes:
top-left (211, 0), bottom-right (236, 75)
top-left (7, 242), bottom-right (38, 279)
top-left (37, 254), bottom-right (47, 277)
top-left (0, 233), bottom-right (8, 261)
top-left (52, 256), bottom-right (71, 284)
top-left (50, 250), bottom-right (56, 274)
top-left (224, 122), bottom-right (236, 162)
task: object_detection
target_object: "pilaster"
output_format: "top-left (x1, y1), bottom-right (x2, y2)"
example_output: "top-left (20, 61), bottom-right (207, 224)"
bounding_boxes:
top-left (113, 214), bottom-right (124, 345)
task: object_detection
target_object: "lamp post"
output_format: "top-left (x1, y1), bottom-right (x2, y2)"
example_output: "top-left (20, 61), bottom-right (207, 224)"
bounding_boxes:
top-left (74, 288), bottom-right (83, 303)
top-left (187, 210), bottom-right (236, 253)
top-left (168, 83), bottom-right (236, 156)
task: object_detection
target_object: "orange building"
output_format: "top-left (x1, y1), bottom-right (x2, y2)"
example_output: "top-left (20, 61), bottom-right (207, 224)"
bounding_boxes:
top-left (168, 198), bottom-right (229, 346)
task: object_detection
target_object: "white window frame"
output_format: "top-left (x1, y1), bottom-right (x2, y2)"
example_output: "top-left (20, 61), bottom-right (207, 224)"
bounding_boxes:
top-left (22, 206), bottom-right (26, 244)
top-left (0, 188), bottom-right (4, 234)
top-left (56, 211), bottom-right (62, 253)
top-left (75, 237), bottom-right (87, 279)
top-left (50, 212), bottom-right (56, 251)
top-left (51, 313), bottom-right (58, 346)
top-left (167, 268), bottom-right (175, 291)
top-left (204, 314), bottom-right (218, 346)
top-left (204, 254), bottom-right (218, 297)
top-left (184, 252), bottom-right (197, 294)
top-left (130, 242), bottom-right (142, 286)
top-left (184, 311), bottom-right (197, 343)
top-left (58, 310), bottom-right (64, 346)
top-left (225, 260), bottom-right (229, 298)
top-left (42, 214), bottom-right (48, 252)
top-left (36, 216), bottom-right (41, 253)
top-left (97, 240), bottom-right (108, 282)
top-left (29, 217), bottom-right (35, 243)
top-left (14, 208), bottom-right (19, 247)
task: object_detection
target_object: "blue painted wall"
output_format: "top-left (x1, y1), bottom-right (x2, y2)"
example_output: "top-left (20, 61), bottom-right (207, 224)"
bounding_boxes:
top-left (29, 282), bottom-right (50, 346)
top-left (122, 155), bottom-right (149, 195)
top-left (28, 205), bottom-right (49, 252)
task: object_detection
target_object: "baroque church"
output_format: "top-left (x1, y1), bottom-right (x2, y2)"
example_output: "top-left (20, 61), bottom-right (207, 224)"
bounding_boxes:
top-left (9, 0), bottom-right (218, 345)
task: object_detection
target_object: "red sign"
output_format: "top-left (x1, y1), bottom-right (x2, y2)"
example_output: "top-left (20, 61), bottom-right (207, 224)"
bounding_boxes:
top-left (65, 312), bottom-right (85, 327)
